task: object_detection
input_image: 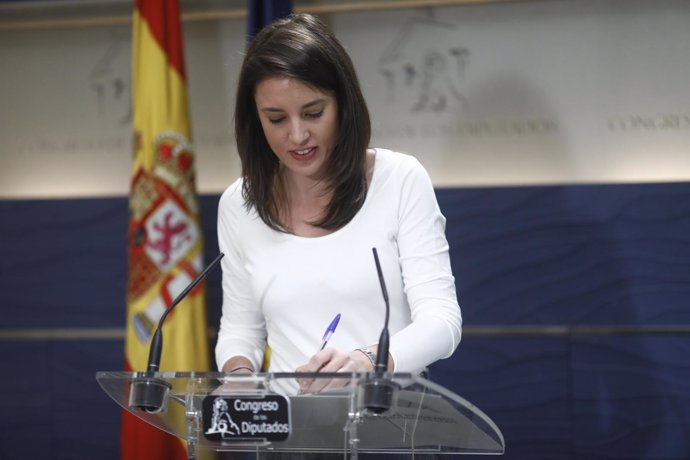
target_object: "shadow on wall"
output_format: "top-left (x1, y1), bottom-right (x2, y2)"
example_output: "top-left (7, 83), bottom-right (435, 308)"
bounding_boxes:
top-left (440, 72), bottom-right (573, 185)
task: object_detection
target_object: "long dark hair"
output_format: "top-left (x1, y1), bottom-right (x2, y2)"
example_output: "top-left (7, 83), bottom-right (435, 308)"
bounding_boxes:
top-left (234, 13), bottom-right (371, 232)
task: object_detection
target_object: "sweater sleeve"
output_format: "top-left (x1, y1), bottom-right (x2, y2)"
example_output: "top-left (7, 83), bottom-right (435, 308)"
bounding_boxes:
top-left (389, 156), bottom-right (462, 373)
top-left (214, 184), bottom-right (267, 372)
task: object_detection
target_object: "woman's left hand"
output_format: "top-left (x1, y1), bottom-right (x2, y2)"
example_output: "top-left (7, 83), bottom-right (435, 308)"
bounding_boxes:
top-left (295, 348), bottom-right (374, 394)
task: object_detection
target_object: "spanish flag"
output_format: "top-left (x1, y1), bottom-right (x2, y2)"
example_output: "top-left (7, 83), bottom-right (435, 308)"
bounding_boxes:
top-left (122, 1), bottom-right (211, 458)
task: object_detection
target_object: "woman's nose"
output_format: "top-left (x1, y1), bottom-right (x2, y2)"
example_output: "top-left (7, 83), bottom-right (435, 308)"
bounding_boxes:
top-left (288, 121), bottom-right (309, 144)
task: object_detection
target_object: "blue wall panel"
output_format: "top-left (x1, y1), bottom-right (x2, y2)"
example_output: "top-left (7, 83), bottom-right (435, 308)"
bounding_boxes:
top-left (0, 198), bottom-right (128, 328)
top-left (571, 336), bottom-right (690, 459)
top-left (430, 336), bottom-right (572, 460)
top-left (51, 340), bottom-right (122, 458)
top-left (0, 340), bottom-right (53, 458)
top-left (0, 339), bottom-right (123, 459)
top-left (436, 184), bottom-right (690, 327)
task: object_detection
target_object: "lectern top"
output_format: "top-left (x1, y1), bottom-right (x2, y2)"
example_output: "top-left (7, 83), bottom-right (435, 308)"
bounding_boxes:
top-left (97, 371), bottom-right (504, 456)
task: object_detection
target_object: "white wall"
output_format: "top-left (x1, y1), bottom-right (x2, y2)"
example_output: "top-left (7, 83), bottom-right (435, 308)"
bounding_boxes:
top-left (339, 0), bottom-right (690, 186)
top-left (1, 0), bottom-right (688, 198)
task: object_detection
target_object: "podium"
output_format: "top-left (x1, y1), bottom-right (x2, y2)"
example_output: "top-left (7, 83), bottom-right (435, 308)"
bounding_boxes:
top-left (97, 371), bottom-right (504, 458)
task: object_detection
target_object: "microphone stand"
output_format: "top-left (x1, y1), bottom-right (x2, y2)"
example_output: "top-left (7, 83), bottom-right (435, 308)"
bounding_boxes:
top-left (358, 248), bottom-right (400, 414)
top-left (129, 253), bottom-right (224, 413)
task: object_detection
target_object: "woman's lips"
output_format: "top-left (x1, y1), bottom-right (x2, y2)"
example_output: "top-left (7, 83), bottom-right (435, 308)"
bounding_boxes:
top-left (289, 147), bottom-right (316, 161)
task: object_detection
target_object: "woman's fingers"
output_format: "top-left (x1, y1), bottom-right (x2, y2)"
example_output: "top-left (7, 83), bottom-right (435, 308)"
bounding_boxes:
top-left (296, 348), bottom-right (333, 392)
top-left (297, 349), bottom-right (359, 393)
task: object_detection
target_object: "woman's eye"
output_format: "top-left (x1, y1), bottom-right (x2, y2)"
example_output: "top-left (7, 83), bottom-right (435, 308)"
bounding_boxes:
top-left (268, 117), bottom-right (285, 124)
top-left (305, 110), bottom-right (323, 119)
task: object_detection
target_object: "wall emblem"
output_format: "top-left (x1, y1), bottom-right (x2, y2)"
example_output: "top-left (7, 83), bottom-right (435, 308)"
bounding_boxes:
top-left (378, 13), bottom-right (469, 114)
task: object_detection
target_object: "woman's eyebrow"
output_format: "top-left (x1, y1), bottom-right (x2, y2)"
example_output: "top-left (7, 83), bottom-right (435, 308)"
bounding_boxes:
top-left (259, 98), bottom-right (326, 113)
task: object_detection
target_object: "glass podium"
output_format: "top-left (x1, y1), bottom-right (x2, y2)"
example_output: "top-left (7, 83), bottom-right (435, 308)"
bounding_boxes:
top-left (97, 371), bottom-right (504, 458)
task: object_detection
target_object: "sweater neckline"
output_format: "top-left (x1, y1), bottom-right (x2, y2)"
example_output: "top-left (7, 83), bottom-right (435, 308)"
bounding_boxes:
top-left (283, 148), bottom-right (381, 242)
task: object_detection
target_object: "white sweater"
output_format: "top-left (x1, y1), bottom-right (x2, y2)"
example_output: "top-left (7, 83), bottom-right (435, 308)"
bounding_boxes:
top-left (215, 148), bottom-right (462, 375)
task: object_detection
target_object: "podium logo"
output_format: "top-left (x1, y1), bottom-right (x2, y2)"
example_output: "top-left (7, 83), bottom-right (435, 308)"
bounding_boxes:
top-left (203, 394), bottom-right (291, 442)
top-left (205, 398), bottom-right (241, 437)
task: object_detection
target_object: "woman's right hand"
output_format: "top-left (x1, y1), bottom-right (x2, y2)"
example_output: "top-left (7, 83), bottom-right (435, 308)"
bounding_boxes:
top-left (294, 347), bottom-right (375, 394)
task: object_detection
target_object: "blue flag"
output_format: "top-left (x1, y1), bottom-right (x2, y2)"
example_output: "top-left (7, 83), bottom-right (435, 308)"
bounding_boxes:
top-left (247, 0), bottom-right (293, 42)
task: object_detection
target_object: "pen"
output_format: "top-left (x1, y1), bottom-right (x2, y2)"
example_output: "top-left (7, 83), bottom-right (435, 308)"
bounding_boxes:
top-left (319, 313), bottom-right (341, 351)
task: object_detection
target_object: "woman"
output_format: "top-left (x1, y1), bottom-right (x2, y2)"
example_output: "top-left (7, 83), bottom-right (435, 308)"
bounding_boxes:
top-left (215, 13), bottom-right (462, 393)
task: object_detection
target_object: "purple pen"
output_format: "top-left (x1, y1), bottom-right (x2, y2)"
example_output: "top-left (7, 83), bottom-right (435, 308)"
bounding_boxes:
top-left (319, 313), bottom-right (341, 351)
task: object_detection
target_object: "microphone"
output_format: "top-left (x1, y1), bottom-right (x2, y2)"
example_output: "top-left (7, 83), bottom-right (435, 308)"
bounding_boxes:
top-left (146, 252), bottom-right (225, 372)
top-left (358, 247), bottom-right (399, 414)
top-left (129, 252), bottom-right (224, 413)
top-left (372, 248), bottom-right (390, 374)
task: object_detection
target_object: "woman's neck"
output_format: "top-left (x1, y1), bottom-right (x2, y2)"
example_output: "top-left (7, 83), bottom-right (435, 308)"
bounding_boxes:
top-left (275, 149), bottom-right (376, 237)
top-left (277, 169), bottom-right (332, 237)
